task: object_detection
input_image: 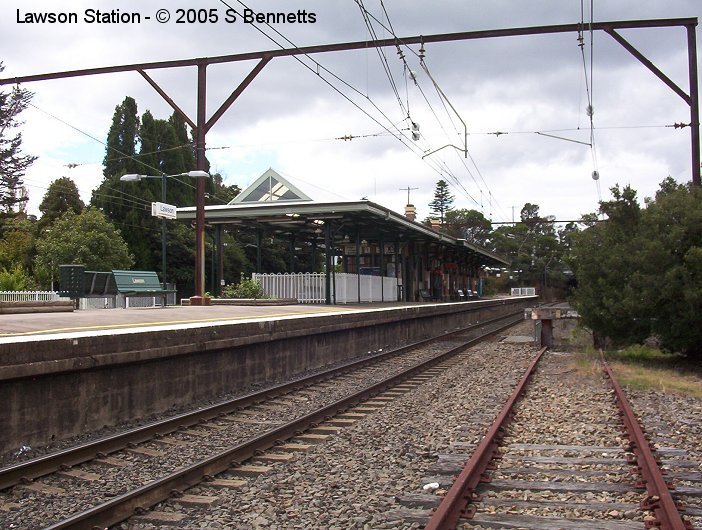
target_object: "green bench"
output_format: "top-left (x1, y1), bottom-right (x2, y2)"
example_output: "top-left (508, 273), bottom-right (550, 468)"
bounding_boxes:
top-left (112, 270), bottom-right (176, 308)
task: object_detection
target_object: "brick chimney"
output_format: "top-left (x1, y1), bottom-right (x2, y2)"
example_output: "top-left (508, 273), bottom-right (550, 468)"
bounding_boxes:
top-left (429, 218), bottom-right (441, 231)
top-left (404, 204), bottom-right (416, 221)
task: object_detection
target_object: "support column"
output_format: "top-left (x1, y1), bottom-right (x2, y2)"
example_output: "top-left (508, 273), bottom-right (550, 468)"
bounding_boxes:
top-left (256, 228), bottom-right (262, 274)
top-left (688, 23), bottom-right (701, 186)
top-left (394, 240), bottom-right (401, 301)
top-left (355, 228), bottom-right (361, 303)
top-left (379, 235), bottom-right (385, 301)
top-left (193, 62), bottom-right (207, 302)
top-left (161, 174), bottom-right (167, 291)
top-left (215, 224), bottom-right (223, 297)
top-left (289, 234), bottom-right (295, 273)
top-left (324, 223), bottom-right (332, 305)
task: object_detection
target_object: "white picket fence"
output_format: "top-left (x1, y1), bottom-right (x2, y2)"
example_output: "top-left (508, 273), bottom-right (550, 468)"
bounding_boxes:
top-left (0, 290), bottom-right (64, 302)
top-left (333, 273), bottom-right (398, 303)
top-left (253, 272), bottom-right (326, 303)
top-left (0, 290), bottom-right (176, 309)
top-left (511, 287), bottom-right (537, 296)
top-left (252, 272), bottom-right (399, 304)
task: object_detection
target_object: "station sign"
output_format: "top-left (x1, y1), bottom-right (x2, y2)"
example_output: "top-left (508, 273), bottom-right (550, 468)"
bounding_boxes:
top-left (151, 202), bottom-right (177, 219)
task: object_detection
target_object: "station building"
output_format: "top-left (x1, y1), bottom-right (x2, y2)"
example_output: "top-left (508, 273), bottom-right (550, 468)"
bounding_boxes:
top-left (178, 169), bottom-right (507, 304)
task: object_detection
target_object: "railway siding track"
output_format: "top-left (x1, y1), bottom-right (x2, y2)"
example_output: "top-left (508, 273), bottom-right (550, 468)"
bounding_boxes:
top-left (422, 349), bottom-right (700, 530)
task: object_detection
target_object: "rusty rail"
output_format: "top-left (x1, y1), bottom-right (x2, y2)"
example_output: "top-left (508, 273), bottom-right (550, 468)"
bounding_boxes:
top-left (601, 358), bottom-right (691, 530)
top-left (424, 346), bottom-right (547, 530)
top-left (425, 348), bottom-right (691, 530)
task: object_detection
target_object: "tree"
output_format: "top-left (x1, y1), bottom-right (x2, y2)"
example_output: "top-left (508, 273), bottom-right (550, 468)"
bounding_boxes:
top-left (0, 215), bottom-right (35, 274)
top-left (428, 179), bottom-right (454, 225)
top-left (34, 208), bottom-right (133, 288)
top-left (444, 208), bottom-right (491, 245)
top-left (93, 97), bottom-right (254, 297)
top-left (103, 96), bottom-right (141, 177)
top-left (0, 63), bottom-right (37, 216)
top-left (636, 178), bottom-right (702, 356)
top-left (38, 176), bottom-right (84, 231)
top-left (94, 103), bottom-right (194, 276)
top-left (569, 184), bottom-right (650, 347)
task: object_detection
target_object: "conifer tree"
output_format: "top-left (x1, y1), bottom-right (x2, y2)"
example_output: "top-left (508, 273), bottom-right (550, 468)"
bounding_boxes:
top-left (38, 176), bottom-right (84, 231)
top-left (103, 96), bottom-right (141, 177)
top-left (428, 179), bottom-right (454, 225)
top-left (0, 63), bottom-right (37, 216)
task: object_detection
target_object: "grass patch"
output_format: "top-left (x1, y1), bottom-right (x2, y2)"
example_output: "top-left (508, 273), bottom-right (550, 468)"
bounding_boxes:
top-left (608, 344), bottom-right (702, 396)
top-left (573, 344), bottom-right (702, 397)
top-left (607, 360), bottom-right (702, 397)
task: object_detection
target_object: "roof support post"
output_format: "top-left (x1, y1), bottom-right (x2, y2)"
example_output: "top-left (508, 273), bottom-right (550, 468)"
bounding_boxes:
top-left (215, 224), bottom-right (223, 297)
top-left (394, 240), bottom-right (401, 302)
top-left (289, 234), bottom-right (295, 273)
top-left (379, 235), bottom-right (385, 301)
top-left (324, 223), bottom-right (332, 305)
top-left (256, 228), bottom-right (262, 274)
top-left (355, 228), bottom-right (361, 304)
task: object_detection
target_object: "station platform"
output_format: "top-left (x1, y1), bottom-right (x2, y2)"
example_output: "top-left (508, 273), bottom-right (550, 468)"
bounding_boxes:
top-left (0, 302), bottom-right (415, 340)
top-left (0, 296), bottom-right (537, 452)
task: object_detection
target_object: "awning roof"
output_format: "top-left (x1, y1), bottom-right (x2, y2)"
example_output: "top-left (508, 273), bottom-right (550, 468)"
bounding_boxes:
top-left (178, 199), bottom-right (508, 266)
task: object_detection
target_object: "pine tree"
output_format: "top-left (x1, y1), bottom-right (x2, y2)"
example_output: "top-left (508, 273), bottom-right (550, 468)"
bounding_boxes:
top-left (428, 179), bottom-right (454, 225)
top-left (38, 176), bottom-right (84, 231)
top-left (0, 63), bottom-right (37, 216)
top-left (103, 96), bottom-right (141, 177)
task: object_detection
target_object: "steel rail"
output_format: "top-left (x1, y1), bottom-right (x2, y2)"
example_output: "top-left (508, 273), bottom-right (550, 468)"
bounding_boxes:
top-left (44, 313), bottom-right (523, 529)
top-left (424, 346), bottom-right (547, 530)
top-left (601, 358), bottom-right (691, 530)
top-left (0, 310), bottom-right (522, 492)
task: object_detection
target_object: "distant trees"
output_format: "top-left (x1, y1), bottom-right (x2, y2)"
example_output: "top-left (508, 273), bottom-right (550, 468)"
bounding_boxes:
top-left (444, 208), bottom-right (491, 246)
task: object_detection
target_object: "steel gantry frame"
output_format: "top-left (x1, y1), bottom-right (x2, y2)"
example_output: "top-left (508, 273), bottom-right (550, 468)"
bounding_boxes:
top-left (1, 17), bottom-right (697, 300)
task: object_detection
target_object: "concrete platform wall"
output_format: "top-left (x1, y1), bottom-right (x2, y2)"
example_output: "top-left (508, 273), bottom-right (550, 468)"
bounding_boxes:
top-left (0, 298), bottom-right (534, 452)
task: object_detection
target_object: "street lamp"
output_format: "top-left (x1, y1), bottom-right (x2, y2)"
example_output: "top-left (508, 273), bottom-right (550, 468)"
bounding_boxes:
top-left (120, 170), bottom-right (210, 296)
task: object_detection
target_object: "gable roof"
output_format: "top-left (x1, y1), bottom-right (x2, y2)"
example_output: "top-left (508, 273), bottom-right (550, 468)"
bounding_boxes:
top-left (229, 168), bottom-right (312, 204)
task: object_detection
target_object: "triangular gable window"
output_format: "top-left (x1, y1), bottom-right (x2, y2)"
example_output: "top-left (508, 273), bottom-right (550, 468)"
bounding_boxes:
top-left (229, 168), bottom-right (311, 204)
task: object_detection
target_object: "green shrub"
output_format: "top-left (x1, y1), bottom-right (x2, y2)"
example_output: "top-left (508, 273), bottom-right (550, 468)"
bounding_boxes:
top-left (221, 274), bottom-right (267, 299)
top-left (0, 265), bottom-right (35, 291)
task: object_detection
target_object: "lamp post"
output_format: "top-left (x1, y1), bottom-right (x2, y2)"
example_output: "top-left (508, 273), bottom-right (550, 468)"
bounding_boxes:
top-left (120, 170), bottom-right (209, 296)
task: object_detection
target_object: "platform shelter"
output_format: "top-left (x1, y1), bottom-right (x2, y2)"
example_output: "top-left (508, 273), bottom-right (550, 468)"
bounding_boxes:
top-left (178, 169), bottom-right (507, 304)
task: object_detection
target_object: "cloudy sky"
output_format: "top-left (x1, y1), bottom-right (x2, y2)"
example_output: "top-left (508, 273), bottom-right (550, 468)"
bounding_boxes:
top-left (2, 0), bottom-right (700, 224)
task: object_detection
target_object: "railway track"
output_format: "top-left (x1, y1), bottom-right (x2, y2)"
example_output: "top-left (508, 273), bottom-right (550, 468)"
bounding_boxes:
top-left (422, 348), bottom-right (701, 530)
top-left (0, 310), bottom-right (523, 529)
